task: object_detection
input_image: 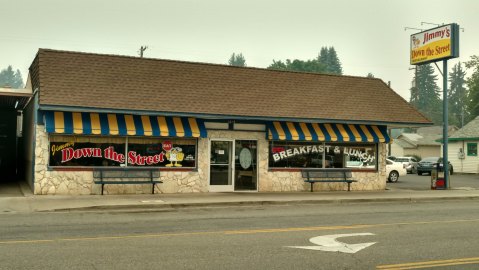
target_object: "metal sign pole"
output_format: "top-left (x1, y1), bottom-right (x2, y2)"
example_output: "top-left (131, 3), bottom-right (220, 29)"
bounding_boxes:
top-left (443, 59), bottom-right (449, 188)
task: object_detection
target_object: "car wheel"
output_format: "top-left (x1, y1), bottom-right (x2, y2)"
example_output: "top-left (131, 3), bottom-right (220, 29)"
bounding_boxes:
top-left (389, 171), bottom-right (399, 183)
top-left (417, 171), bottom-right (422, 175)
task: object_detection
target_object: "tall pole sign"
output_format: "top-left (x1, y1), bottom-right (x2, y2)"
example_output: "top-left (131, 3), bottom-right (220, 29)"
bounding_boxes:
top-left (410, 23), bottom-right (460, 189)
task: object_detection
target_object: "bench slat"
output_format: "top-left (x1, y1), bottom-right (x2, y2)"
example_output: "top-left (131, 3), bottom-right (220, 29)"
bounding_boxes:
top-left (93, 168), bottom-right (161, 195)
top-left (301, 169), bottom-right (356, 192)
top-left (93, 180), bottom-right (163, 184)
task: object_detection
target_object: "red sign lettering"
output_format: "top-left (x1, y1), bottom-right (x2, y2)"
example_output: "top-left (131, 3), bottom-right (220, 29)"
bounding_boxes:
top-left (128, 151), bottom-right (165, 165)
top-left (61, 147), bottom-right (102, 163)
top-left (162, 141), bottom-right (172, 151)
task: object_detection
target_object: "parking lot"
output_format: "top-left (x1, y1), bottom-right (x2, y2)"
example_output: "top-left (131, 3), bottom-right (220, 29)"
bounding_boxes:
top-left (389, 173), bottom-right (479, 191)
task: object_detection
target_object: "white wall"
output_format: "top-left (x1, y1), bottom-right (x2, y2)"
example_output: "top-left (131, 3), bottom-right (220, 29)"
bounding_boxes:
top-left (390, 142), bottom-right (404, 157)
top-left (448, 141), bottom-right (479, 174)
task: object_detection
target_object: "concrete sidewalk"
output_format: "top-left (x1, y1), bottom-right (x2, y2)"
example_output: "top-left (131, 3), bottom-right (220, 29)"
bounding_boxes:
top-left (1, 181), bottom-right (479, 213)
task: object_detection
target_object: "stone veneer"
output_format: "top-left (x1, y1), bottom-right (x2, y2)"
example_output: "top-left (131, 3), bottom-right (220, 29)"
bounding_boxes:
top-left (34, 126), bottom-right (387, 195)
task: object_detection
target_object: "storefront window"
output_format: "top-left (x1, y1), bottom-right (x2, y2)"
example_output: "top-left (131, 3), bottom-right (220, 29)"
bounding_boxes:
top-left (49, 135), bottom-right (197, 168)
top-left (127, 137), bottom-right (197, 167)
top-left (268, 141), bottom-right (377, 170)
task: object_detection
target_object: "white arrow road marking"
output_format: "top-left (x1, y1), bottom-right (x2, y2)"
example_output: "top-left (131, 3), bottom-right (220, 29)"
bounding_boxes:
top-left (287, 233), bottom-right (376, 254)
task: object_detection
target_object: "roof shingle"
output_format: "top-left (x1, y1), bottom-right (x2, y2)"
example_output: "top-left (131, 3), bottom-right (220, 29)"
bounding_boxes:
top-left (449, 116), bottom-right (479, 139)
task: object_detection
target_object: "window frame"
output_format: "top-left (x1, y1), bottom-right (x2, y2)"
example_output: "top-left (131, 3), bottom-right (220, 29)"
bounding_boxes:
top-left (467, 142), bottom-right (478, 157)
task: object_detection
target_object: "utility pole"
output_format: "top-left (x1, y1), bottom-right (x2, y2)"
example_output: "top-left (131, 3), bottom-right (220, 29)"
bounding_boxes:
top-left (139, 46), bottom-right (148, 58)
top-left (387, 81), bottom-right (392, 156)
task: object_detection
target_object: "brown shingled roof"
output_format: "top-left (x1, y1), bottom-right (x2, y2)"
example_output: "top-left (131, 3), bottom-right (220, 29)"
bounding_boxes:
top-left (29, 49), bottom-right (431, 126)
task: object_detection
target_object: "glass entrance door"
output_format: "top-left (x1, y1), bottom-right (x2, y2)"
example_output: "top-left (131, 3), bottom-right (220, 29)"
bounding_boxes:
top-left (209, 140), bottom-right (234, 191)
top-left (209, 139), bottom-right (258, 192)
top-left (234, 140), bottom-right (257, 191)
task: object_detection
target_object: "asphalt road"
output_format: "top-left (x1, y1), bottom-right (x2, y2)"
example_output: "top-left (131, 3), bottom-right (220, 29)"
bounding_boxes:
top-left (389, 173), bottom-right (479, 191)
top-left (1, 199), bottom-right (479, 269)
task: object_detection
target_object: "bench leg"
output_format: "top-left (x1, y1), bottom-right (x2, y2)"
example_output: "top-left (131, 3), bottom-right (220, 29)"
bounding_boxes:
top-left (152, 183), bottom-right (155, 194)
top-left (310, 182), bottom-right (314, 192)
top-left (347, 182), bottom-right (351, 192)
top-left (101, 184), bottom-right (105, 195)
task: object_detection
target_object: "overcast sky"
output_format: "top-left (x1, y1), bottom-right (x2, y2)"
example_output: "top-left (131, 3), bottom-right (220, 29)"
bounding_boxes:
top-left (2, 0), bottom-right (477, 101)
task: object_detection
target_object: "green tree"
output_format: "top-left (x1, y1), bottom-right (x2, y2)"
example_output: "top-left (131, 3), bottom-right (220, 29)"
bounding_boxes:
top-left (409, 64), bottom-right (442, 124)
top-left (0, 65), bottom-right (24, 88)
top-left (228, 53), bottom-right (246, 67)
top-left (267, 58), bottom-right (326, 73)
top-left (318, 47), bottom-right (329, 68)
top-left (267, 47), bottom-right (343, 75)
top-left (326, 47), bottom-right (343, 75)
top-left (465, 55), bottom-right (479, 122)
top-left (268, 60), bottom-right (288, 71)
top-left (318, 46), bottom-right (343, 75)
top-left (366, 73), bottom-right (375, 78)
top-left (448, 62), bottom-right (468, 127)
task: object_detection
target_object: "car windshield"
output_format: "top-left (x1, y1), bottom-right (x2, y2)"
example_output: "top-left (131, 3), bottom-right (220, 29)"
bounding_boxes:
top-left (421, 157), bottom-right (439, 162)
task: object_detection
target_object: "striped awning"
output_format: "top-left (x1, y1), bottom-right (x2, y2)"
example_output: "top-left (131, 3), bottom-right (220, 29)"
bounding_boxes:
top-left (266, 121), bottom-right (391, 143)
top-left (44, 111), bottom-right (207, 138)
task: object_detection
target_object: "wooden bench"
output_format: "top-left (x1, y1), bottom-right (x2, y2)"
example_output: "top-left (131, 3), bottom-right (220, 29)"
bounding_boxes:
top-left (301, 168), bottom-right (357, 192)
top-left (93, 167), bottom-right (162, 195)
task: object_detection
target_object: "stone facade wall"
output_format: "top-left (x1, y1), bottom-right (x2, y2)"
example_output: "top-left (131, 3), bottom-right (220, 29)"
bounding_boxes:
top-left (33, 126), bottom-right (387, 195)
top-left (34, 126), bottom-right (210, 195)
top-left (34, 127), bottom-right (93, 195)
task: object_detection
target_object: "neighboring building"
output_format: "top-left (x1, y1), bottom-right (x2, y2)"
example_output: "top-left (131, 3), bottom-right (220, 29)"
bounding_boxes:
top-left (13, 49), bottom-right (431, 195)
top-left (447, 116), bottom-right (479, 174)
top-left (416, 126), bottom-right (459, 136)
top-left (392, 133), bottom-right (442, 158)
top-left (391, 126), bottom-right (459, 159)
top-left (0, 87), bottom-right (32, 183)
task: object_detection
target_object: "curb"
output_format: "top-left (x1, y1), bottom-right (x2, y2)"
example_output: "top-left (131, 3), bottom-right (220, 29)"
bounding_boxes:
top-left (47, 195), bottom-right (479, 213)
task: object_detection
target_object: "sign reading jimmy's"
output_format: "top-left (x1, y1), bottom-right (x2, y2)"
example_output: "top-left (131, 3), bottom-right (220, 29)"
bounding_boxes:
top-left (410, 23), bottom-right (459, 65)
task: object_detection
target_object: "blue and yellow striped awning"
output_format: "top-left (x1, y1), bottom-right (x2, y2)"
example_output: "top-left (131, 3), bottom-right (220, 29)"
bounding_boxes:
top-left (266, 121), bottom-right (391, 143)
top-left (44, 111), bottom-right (207, 138)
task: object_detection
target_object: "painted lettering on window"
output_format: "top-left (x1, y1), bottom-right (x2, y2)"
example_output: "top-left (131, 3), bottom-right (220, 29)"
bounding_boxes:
top-left (272, 145), bottom-right (375, 163)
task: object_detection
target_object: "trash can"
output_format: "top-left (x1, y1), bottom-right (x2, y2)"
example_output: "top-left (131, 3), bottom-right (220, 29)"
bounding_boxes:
top-left (431, 163), bottom-right (445, 190)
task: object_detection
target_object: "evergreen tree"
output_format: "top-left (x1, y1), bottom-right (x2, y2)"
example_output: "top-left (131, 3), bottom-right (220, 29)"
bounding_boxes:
top-left (317, 46), bottom-right (343, 75)
top-left (465, 55), bottom-right (479, 122)
top-left (448, 62), bottom-right (468, 127)
top-left (228, 53), bottom-right (246, 67)
top-left (0, 65), bottom-right (24, 88)
top-left (326, 47), bottom-right (343, 75)
top-left (366, 73), bottom-right (375, 78)
top-left (318, 47), bottom-right (329, 67)
top-left (409, 64), bottom-right (442, 124)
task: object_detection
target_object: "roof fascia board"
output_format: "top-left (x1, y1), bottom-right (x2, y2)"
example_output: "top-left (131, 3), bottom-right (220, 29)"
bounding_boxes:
top-left (448, 137), bottom-right (479, 141)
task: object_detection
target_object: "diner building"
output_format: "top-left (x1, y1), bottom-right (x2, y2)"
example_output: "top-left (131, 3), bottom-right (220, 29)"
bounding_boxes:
top-left (17, 49), bottom-right (431, 195)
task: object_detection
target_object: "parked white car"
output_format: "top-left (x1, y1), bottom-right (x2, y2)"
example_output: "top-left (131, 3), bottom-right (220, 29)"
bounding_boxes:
top-left (395, 156), bottom-right (418, 174)
top-left (386, 158), bottom-right (407, 183)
